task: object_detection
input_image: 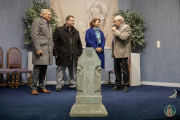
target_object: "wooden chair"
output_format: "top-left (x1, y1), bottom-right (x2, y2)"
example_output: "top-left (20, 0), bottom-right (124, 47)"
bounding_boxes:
top-left (0, 47), bottom-right (16, 88)
top-left (7, 47), bottom-right (32, 88)
top-left (108, 57), bottom-right (131, 86)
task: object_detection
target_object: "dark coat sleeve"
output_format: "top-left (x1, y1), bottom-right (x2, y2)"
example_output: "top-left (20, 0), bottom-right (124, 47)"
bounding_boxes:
top-left (100, 31), bottom-right (105, 51)
top-left (77, 31), bottom-right (83, 56)
top-left (53, 27), bottom-right (59, 56)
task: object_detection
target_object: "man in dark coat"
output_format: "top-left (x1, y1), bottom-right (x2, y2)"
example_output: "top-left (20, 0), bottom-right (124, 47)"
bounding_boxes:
top-left (53, 15), bottom-right (83, 91)
top-left (31, 9), bottom-right (54, 95)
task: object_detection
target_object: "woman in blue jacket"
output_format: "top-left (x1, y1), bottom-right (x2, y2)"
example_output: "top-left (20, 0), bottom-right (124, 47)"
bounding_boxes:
top-left (85, 18), bottom-right (105, 69)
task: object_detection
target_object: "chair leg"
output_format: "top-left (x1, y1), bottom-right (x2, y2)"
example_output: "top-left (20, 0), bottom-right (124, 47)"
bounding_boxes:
top-left (29, 73), bottom-right (32, 86)
top-left (16, 73), bottom-right (18, 88)
top-left (12, 73), bottom-right (14, 88)
top-left (6, 73), bottom-right (9, 86)
top-left (1, 73), bottom-right (2, 84)
top-left (20, 73), bottom-right (22, 85)
top-left (108, 73), bottom-right (110, 86)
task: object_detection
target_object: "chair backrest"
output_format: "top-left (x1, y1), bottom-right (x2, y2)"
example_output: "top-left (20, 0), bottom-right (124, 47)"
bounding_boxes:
top-left (7, 47), bottom-right (22, 68)
top-left (0, 47), bottom-right (3, 68)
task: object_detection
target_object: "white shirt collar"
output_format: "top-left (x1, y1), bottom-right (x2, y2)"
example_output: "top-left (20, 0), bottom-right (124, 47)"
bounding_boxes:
top-left (42, 18), bottom-right (47, 23)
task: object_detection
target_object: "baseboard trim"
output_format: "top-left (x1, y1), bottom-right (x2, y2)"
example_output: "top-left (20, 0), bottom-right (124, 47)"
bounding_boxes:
top-left (47, 81), bottom-right (180, 87)
top-left (46, 81), bottom-right (56, 85)
top-left (46, 81), bottom-right (115, 85)
top-left (82, 46), bottom-right (110, 49)
top-left (141, 81), bottom-right (180, 87)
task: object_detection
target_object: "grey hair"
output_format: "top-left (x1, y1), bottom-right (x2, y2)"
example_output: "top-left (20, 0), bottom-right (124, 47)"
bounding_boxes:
top-left (40, 9), bottom-right (51, 16)
top-left (115, 15), bottom-right (124, 23)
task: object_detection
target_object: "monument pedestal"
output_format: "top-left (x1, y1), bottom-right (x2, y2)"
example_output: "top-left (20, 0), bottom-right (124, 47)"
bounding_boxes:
top-left (70, 104), bottom-right (107, 117)
top-left (70, 95), bottom-right (107, 117)
top-left (70, 48), bottom-right (108, 117)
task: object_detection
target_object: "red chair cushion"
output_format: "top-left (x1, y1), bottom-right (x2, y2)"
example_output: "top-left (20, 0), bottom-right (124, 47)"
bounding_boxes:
top-left (12, 68), bottom-right (32, 73)
top-left (0, 68), bottom-right (16, 73)
top-left (108, 70), bottom-right (115, 73)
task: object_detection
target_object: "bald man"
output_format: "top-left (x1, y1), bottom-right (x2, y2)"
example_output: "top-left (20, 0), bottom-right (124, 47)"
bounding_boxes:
top-left (111, 15), bottom-right (132, 92)
top-left (31, 9), bottom-right (53, 95)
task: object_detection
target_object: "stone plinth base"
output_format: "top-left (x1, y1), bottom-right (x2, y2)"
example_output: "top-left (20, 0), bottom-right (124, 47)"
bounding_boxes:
top-left (70, 104), bottom-right (108, 117)
top-left (76, 95), bottom-right (102, 104)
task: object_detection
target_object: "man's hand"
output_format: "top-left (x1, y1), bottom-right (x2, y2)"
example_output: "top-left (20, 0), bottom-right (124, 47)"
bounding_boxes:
top-left (112, 26), bottom-right (117, 32)
top-left (55, 56), bottom-right (57, 58)
top-left (36, 50), bottom-right (43, 56)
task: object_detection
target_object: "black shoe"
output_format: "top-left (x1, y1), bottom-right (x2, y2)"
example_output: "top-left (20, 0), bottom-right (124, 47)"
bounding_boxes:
top-left (111, 86), bottom-right (121, 91)
top-left (69, 87), bottom-right (76, 90)
top-left (123, 86), bottom-right (129, 92)
top-left (56, 88), bottom-right (62, 92)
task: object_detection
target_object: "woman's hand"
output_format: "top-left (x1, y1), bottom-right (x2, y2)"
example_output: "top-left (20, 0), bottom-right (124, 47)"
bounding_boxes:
top-left (95, 47), bottom-right (103, 54)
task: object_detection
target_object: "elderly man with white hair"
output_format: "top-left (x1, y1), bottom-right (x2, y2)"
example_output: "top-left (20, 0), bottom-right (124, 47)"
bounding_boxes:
top-left (30, 9), bottom-right (54, 95)
top-left (111, 15), bottom-right (132, 92)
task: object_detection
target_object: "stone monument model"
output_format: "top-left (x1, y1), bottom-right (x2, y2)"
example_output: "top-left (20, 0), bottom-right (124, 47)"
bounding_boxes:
top-left (70, 47), bottom-right (108, 117)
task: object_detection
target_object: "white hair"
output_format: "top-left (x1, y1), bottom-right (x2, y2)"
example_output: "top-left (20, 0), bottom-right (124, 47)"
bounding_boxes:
top-left (40, 9), bottom-right (51, 16)
top-left (115, 15), bottom-right (124, 23)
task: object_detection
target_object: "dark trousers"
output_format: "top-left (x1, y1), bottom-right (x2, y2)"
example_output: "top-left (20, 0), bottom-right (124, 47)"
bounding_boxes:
top-left (31, 65), bottom-right (47, 90)
top-left (114, 57), bottom-right (129, 87)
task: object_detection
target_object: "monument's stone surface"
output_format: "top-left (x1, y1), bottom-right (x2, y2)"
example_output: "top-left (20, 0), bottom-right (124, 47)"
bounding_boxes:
top-left (70, 47), bottom-right (108, 117)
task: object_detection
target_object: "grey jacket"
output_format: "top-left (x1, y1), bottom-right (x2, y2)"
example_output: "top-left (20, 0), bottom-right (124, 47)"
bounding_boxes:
top-left (31, 17), bottom-right (54, 65)
top-left (111, 24), bottom-right (131, 58)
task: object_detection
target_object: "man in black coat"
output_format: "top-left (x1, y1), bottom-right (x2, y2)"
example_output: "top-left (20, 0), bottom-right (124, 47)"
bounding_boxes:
top-left (53, 15), bottom-right (83, 91)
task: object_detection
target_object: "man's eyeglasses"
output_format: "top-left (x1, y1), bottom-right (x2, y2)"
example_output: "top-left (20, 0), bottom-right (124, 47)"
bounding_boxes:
top-left (45, 13), bottom-right (52, 17)
top-left (113, 20), bottom-right (119, 23)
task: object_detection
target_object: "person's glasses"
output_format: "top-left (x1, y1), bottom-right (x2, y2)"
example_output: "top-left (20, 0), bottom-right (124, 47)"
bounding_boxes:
top-left (45, 13), bottom-right (52, 17)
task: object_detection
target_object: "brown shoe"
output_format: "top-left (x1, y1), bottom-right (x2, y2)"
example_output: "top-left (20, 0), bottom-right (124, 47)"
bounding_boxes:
top-left (31, 90), bottom-right (39, 95)
top-left (39, 89), bottom-right (51, 93)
